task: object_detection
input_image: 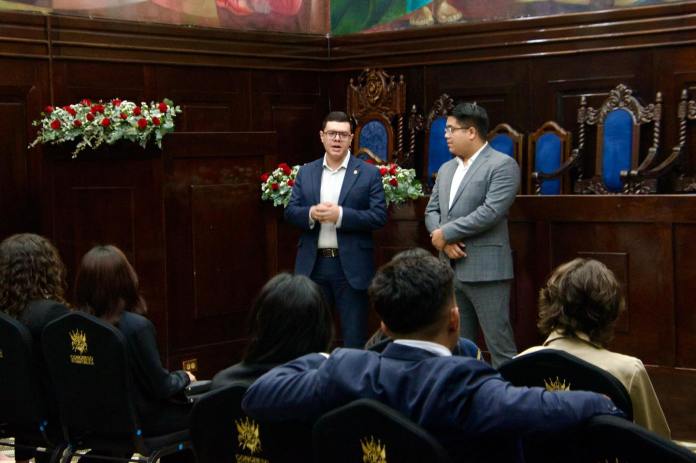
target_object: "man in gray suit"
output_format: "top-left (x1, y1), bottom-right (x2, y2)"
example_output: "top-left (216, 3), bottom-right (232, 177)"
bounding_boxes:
top-left (425, 102), bottom-right (520, 367)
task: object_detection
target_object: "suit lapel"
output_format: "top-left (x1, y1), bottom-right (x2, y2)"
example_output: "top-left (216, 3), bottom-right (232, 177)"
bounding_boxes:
top-left (338, 156), bottom-right (359, 205)
top-left (310, 158), bottom-right (323, 205)
top-left (439, 160), bottom-right (457, 213)
top-left (448, 146), bottom-right (490, 212)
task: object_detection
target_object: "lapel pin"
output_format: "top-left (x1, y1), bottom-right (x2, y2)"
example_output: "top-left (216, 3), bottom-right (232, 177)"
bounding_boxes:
top-left (353, 169), bottom-right (358, 175)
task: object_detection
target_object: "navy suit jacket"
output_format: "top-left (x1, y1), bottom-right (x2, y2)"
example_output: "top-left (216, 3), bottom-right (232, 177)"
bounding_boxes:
top-left (243, 343), bottom-right (623, 462)
top-left (285, 155), bottom-right (387, 290)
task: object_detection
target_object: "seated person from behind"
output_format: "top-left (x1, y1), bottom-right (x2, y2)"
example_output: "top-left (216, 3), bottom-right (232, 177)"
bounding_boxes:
top-left (74, 245), bottom-right (195, 438)
top-left (0, 233), bottom-right (70, 463)
top-left (242, 250), bottom-right (623, 462)
top-left (518, 258), bottom-right (670, 438)
top-left (364, 247), bottom-right (482, 360)
top-left (211, 273), bottom-right (334, 388)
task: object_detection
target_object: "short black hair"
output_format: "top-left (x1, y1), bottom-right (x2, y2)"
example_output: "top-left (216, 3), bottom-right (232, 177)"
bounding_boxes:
top-left (369, 251), bottom-right (454, 334)
top-left (322, 111), bottom-right (353, 132)
top-left (245, 273), bottom-right (334, 364)
top-left (451, 102), bottom-right (489, 139)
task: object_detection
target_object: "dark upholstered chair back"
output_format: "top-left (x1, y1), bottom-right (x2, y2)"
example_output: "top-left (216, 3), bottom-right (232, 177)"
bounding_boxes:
top-left (42, 312), bottom-right (139, 438)
top-left (0, 311), bottom-right (46, 427)
top-left (191, 382), bottom-right (313, 463)
top-left (500, 349), bottom-right (633, 420)
top-left (581, 415), bottom-right (696, 462)
top-left (313, 398), bottom-right (453, 463)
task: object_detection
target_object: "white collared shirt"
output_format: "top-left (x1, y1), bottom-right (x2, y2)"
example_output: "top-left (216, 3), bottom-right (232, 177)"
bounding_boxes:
top-left (311, 152), bottom-right (349, 249)
top-left (448, 142), bottom-right (487, 210)
top-left (394, 339), bottom-right (452, 357)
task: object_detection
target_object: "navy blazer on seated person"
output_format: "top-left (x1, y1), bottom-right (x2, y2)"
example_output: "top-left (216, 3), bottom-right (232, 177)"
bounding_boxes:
top-left (284, 156), bottom-right (387, 290)
top-left (242, 343), bottom-right (623, 462)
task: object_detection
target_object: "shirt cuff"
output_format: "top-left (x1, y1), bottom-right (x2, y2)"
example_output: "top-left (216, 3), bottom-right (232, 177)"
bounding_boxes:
top-left (336, 206), bottom-right (343, 228)
top-left (308, 209), bottom-right (315, 229)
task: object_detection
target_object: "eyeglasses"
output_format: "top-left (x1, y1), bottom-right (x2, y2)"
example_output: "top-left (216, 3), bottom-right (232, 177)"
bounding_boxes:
top-left (444, 125), bottom-right (470, 135)
top-left (324, 131), bottom-right (352, 140)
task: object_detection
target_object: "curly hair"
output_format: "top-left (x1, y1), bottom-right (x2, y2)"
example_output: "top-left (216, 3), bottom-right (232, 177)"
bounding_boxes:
top-left (0, 233), bottom-right (67, 318)
top-left (537, 258), bottom-right (624, 346)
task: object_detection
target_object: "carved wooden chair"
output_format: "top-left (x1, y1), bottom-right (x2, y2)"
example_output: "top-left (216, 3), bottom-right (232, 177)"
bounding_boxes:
top-left (571, 84), bottom-right (662, 194)
top-left (422, 93), bottom-right (455, 187)
top-left (488, 123), bottom-right (524, 166)
top-left (623, 88), bottom-right (696, 193)
top-left (347, 68), bottom-right (409, 165)
top-left (528, 121), bottom-right (572, 195)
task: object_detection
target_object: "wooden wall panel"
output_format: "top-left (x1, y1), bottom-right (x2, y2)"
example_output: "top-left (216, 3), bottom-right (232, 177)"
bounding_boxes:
top-left (674, 224), bottom-right (696, 369)
top-left (163, 132), bottom-right (276, 377)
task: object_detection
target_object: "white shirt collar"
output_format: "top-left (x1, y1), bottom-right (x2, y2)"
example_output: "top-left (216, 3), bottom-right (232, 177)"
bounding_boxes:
top-left (322, 151), bottom-right (351, 172)
top-left (456, 141), bottom-right (487, 168)
top-left (394, 339), bottom-right (452, 357)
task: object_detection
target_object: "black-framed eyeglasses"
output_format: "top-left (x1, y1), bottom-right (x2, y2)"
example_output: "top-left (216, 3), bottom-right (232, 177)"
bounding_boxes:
top-left (444, 125), bottom-right (469, 135)
top-left (324, 130), bottom-right (352, 140)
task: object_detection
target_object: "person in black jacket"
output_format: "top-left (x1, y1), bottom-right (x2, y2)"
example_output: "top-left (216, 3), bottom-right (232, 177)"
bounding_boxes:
top-left (74, 245), bottom-right (195, 441)
top-left (0, 233), bottom-right (70, 463)
top-left (211, 272), bottom-right (334, 389)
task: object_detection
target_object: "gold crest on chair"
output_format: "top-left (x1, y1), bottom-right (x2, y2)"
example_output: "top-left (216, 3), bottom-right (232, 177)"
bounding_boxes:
top-left (544, 376), bottom-right (571, 392)
top-left (360, 436), bottom-right (387, 463)
top-left (236, 417), bottom-right (263, 455)
top-left (69, 329), bottom-right (94, 365)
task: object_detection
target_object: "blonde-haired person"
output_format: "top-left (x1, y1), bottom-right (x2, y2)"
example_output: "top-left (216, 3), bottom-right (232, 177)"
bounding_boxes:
top-left (0, 233), bottom-right (70, 463)
top-left (518, 258), bottom-right (670, 438)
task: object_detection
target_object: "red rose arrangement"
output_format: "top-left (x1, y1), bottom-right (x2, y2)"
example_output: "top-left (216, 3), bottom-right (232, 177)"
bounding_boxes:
top-left (260, 162), bottom-right (300, 207)
top-left (378, 163), bottom-right (425, 205)
top-left (29, 98), bottom-right (181, 158)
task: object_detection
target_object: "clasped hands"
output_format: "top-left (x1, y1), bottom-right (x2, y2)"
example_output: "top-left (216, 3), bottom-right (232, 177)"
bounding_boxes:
top-left (431, 228), bottom-right (467, 260)
top-left (310, 202), bottom-right (340, 224)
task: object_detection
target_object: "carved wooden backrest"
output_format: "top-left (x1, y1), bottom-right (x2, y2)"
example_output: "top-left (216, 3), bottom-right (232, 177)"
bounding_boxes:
top-left (347, 68), bottom-right (407, 165)
top-left (423, 93), bottom-right (454, 186)
top-left (574, 84), bottom-right (662, 194)
top-left (528, 121), bottom-right (572, 195)
top-left (488, 123), bottom-right (524, 167)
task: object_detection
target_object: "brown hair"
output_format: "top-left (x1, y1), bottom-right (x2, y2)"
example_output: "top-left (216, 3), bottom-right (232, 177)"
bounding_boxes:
top-left (537, 258), bottom-right (624, 346)
top-left (0, 233), bottom-right (67, 318)
top-left (74, 245), bottom-right (146, 324)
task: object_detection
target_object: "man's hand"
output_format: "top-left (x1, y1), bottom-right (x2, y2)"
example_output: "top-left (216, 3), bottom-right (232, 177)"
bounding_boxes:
top-left (311, 202), bottom-right (340, 224)
top-left (431, 228), bottom-right (446, 250)
top-left (186, 371), bottom-right (197, 382)
top-left (443, 242), bottom-right (467, 260)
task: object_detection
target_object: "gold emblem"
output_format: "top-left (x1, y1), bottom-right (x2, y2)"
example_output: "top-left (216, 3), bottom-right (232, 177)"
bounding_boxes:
top-left (70, 329), bottom-right (88, 354)
top-left (544, 376), bottom-right (571, 392)
top-left (236, 417), bottom-right (262, 455)
top-left (361, 436), bottom-right (387, 463)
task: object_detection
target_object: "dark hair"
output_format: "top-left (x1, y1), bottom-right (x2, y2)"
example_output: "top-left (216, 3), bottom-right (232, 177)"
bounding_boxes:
top-left (390, 247), bottom-right (433, 262)
top-left (369, 251), bottom-right (454, 335)
top-left (322, 111), bottom-right (353, 132)
top-left (74, 245), bottom-right (146, 324)
top-left (245, 273), bottom-right (334, 364)
top-left (537, 258), bottom-right (624, 346)
top-left (0, 233), bottom-right (67, 318)
top-left (451, 102), bottom-right (489, 139)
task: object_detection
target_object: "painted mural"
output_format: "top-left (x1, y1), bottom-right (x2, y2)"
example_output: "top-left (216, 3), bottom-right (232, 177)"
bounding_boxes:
top-left (0, 0), bottom-right (328, 33)
top-left (0, 0), bottom-right (688, 35)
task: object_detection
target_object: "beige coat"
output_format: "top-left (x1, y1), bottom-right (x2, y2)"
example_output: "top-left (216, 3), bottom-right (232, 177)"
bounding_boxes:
top-left (518, 330), bottom-right (670, 439)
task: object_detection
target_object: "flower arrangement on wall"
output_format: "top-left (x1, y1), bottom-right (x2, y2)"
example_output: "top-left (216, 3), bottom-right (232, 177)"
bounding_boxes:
top-left (29, 98), bottom-right (181, 158)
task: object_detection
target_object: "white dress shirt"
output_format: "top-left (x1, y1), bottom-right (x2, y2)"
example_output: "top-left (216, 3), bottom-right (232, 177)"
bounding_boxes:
top-left (448, 142), bottom-right (487, 210)
top-left (310, 152), bottom-right (349, 249)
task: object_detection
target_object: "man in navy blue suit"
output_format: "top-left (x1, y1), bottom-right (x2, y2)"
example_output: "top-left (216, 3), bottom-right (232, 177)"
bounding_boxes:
top-left (243, 251), bottom-right (624, 462)
top-left (285, 111), bottom-right (387, 348)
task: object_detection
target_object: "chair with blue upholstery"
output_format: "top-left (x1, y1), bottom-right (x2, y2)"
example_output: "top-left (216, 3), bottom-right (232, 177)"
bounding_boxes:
top-left (423, 93), bottom-right (455, 187)
top-left (528, 121), bottom-right (572, 194)
top-left (488, 123), bottom-right (524, 167)
top-left (347, 68), bottom-right (407, 165)
top-left (572, 84), bottom-right (662, 194)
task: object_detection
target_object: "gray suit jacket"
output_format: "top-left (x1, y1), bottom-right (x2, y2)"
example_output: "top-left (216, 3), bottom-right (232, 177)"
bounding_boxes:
top-left (425, 144), bottom-right (520, 282)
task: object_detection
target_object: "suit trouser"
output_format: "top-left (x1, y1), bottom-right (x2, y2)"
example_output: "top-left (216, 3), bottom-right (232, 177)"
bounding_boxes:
top-left (311, 255), bottom-right (368, 348)
top-left (454, 279), bottom-right (517, 368)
